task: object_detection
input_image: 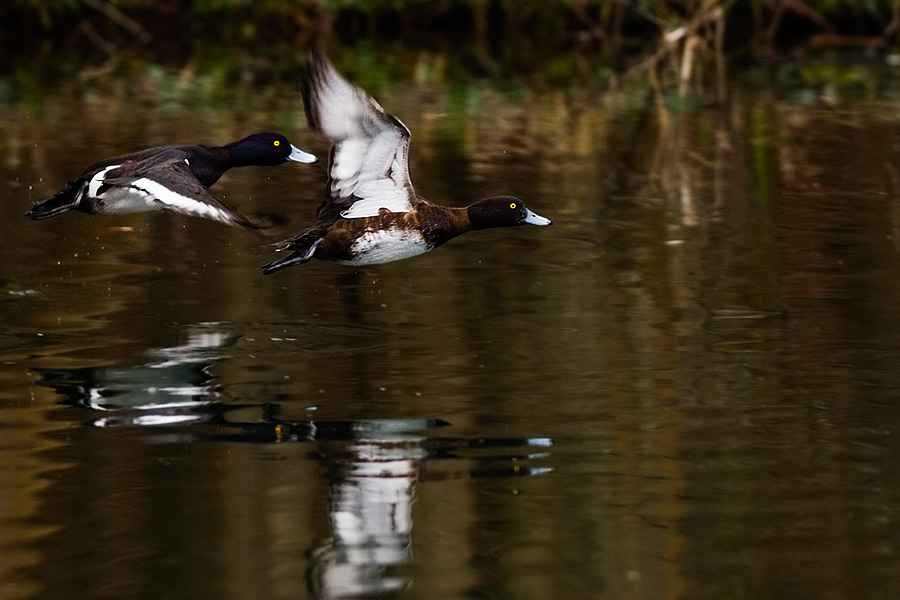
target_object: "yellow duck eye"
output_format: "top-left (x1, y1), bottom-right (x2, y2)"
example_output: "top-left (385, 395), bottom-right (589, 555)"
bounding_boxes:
top-left (273, 140), bottom-right (281, 147)
top-left (509, 202), bottom-right (517, 209)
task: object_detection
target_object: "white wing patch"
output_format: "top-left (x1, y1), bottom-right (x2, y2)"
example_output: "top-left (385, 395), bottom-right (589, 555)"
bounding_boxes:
top-left (339, 228), bottom-right (431, 266)
top-left (310, 53), bottom-right (416, 219)
top-left (340, 180), bottom-right (413, 218)
top-left (334, 131), bottom-right (413, 218)
top-left (128, 177), bottom-right (235, 223)
top-left (330, 138), bottom-right (370, 190)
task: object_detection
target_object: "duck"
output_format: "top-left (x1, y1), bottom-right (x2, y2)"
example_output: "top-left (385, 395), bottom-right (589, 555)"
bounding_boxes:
top-left (261, 49), bottom-right (550, 273)
top-left (27, 132), bottom-right (317, 235)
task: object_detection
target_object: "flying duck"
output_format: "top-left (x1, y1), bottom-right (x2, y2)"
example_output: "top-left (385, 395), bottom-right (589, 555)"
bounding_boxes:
top-left (28, 132), bottom-right (317, 235)
top-left (261, 50), bottom-right (550, 273)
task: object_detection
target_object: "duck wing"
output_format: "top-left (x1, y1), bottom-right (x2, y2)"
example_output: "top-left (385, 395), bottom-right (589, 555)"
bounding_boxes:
top-left (102, 152), bottom-right (284, 235)
top-left (305, 49), bottom-right (417, 220)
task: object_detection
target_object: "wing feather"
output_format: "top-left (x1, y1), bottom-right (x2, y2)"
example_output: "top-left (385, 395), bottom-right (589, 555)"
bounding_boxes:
top-left (304, 50), bottom-right (416, 219)
top-left (100, 154), bottom-right (282, 234)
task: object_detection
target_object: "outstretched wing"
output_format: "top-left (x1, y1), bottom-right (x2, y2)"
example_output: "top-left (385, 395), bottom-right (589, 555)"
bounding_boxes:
top-left (304, 49), bottom-right (417, 219)
top-left (102, 153), bottom-right (284, 235)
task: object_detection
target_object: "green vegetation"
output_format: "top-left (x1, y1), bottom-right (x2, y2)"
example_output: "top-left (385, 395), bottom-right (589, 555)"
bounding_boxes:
top-left (3, 0), bottom-right (900, 102)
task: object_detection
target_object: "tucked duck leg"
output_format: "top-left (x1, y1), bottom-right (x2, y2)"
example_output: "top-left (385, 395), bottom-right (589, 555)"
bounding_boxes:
top-left (262, 235), bottom-right (323, 274)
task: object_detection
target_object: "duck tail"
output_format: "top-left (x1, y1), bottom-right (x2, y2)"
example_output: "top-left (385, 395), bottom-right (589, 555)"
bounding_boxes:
top-left (27, 181), bottom-right (85, 220)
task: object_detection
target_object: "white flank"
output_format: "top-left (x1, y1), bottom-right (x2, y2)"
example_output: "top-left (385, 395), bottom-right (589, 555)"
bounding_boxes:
top-left (129, 178), bottom-right (234, 223)
top-left (339, 228), bottom-right (431, 266)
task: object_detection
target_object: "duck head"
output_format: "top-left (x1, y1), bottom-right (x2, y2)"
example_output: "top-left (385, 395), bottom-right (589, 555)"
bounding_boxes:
top-left (228, 132), bottom-right (317, 166)
top-left (468, 196), bottom-right (552, 230)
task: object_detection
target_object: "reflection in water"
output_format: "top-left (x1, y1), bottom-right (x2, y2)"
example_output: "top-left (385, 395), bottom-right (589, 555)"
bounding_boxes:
top-left (30, 323), bottom-right (552, 600)
top-left (305, 420), bottom-right (551, 600)
top-left (307, 420), bottom-right (424, 599)
top-left (31, 322), bottom-right (237, 428)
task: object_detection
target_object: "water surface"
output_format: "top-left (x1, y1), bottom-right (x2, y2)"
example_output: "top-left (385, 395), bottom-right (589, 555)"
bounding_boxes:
top-left (3, 61), bottom-right (900, 599)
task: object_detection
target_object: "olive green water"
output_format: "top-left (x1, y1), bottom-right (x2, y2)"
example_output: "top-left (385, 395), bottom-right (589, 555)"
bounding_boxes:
top-left (3, 59), bottom-right (900, 599)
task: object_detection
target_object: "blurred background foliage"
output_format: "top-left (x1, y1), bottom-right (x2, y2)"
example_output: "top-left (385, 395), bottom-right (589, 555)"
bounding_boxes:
top-left (3, 0), bottom-right (900, 103)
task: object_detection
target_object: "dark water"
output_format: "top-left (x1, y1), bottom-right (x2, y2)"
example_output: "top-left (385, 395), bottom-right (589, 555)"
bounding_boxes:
top-left (3, 62), bottom-right (900, 599)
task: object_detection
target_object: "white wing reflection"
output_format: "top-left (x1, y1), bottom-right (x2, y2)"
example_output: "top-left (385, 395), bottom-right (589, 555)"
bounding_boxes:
top-left (30, 322), bottom-right (237, 427)
top-left (307, 420), bottom-right (428, 598)
top-left (303, 419), bottom-right (551, 600)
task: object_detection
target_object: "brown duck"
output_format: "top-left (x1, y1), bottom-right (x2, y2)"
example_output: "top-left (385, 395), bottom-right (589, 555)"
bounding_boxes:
top-left (262, 49), bottom-right (551, 273)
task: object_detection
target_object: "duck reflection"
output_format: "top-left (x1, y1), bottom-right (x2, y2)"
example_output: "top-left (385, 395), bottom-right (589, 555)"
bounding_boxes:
top-left (206, 416), bottom-right (550, 598)
top-left (221, 417), bottom-right (548, 599)
top-left (31, 321), bottom-right (236, 428)
top-left (31, 325), bottom-right (552, 600)
top-left (302, 419), bottom-right (551, 600)
top-left (306, 419), bottom-right (426, 598)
